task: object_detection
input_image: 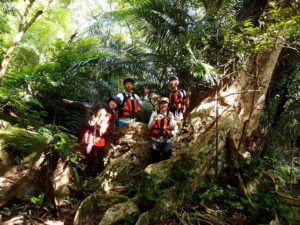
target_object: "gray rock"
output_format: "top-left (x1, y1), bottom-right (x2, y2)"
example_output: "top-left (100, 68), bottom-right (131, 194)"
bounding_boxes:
top-left (73, 194), bottom-right (129, 225)
top-left (99, 200), bottom-right (140, 225)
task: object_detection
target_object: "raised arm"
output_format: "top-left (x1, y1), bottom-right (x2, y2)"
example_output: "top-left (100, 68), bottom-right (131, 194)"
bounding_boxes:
top-left (183, 88), bottom-right (192, 106)
top-left (135, 94), bottom-right (148, 109)
top-left (62, 98), bottom-right (74, 104)
top-left (62, 98), bottom-right (96, 109)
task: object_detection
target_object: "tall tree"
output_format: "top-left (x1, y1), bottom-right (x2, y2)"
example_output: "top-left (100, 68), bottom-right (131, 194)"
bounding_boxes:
top-left (0, 0), bottom-right (55, 82)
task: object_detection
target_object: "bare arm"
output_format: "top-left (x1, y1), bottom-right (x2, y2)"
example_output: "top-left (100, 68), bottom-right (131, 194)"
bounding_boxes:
top-left (135, 94), bottom-right (148, 109)
top-left (62, 98), bottom-right (96, 109)
top-left (62, 98), bottom-right (74, 104)
top-left (183, 88), bottom-right (192, 106)
top-left (148, 111), bottom-right (158, 129)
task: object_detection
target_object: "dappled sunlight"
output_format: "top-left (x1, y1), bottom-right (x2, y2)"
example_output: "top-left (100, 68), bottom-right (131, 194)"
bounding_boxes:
top-left (85, 123), bottom-right (152, 194)
top-left (239, 108), bottom-right (245, 118)
top-left (0, 0), bottom-right (297, 223)
top-left (102, 170), bottom-right (118, 192)
top-left (219, 85), bottom-right (240, 108)
top-left (190, 84), bottom-right (240, 126)
top-left (194, 100), bottom-right (216, 112)
top-left (255, 94), bottom-right (267, 110)
top-left (53, 158), bottom-right (72, 205)
top-left (45, 221), bottom-right (64, 225)
top-left (0, 177), bottom-right (7, 186)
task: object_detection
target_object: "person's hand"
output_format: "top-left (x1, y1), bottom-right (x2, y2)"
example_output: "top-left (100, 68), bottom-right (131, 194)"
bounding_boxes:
top-left (166, 113), bottom-right (172, 120)
top-left (153, 111), bottom-right (158, 121)
top-left (175, 110), bottom-right (181, 119)
top-left (186, 87), bottom-right (192, 98)
top-left (144, 86), bottom-right (149, 96)
top-left (62, 98), bottom-right (73, 104)
top-left (151, 92), bottom-right (159, 101)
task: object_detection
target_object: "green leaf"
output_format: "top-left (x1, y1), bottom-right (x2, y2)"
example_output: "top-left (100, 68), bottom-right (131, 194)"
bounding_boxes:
top-left (70, 154), bottom-right (78, 163)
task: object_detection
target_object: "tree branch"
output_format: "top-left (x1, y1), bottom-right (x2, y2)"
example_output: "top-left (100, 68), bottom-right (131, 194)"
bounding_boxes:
top-left (19, 0), bottom-right (36, 32)
top-left (24, 10), bottom-right (43, 32)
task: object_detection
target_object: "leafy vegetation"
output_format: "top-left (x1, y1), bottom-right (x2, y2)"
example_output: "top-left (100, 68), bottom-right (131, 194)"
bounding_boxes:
top-left (0, 0), bottom-right (299, 224)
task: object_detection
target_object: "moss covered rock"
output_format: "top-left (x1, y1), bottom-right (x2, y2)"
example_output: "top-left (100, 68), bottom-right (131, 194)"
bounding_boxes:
top-left (99, 200), bottom-right (140, 225)
top-left (73, 194), bottom-right (129, 225)
top-left (88, 122), bottom-right (152, 193)
top-left (135, 211), bottom-right (150, 225)
top-left (0, 120), bottom-right (11, 129)
top-left (0, 125), bottom-right (47, 175)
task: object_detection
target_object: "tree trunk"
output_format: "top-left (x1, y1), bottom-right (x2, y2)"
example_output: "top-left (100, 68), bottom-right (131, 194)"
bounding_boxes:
top-left (0, 150), bottom-right (58, 208)
top-left (144, 37), bottom-right (284, 184)
top-left (232, 38), bottom-right (284, 153)
top-left (0, 32), bottom-right (25, 81)
top-left (0, 0), bottom-right (54, 83)
top-left (238, 0), bottom-right (269, 23)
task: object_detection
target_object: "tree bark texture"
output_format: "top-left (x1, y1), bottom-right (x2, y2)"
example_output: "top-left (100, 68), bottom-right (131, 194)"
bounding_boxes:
top-left (0, 150), bottom-right (58, 208)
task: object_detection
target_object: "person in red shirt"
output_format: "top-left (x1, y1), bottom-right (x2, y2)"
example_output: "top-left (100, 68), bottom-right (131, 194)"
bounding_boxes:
top-left (63, 96), bottom-right (121, 176)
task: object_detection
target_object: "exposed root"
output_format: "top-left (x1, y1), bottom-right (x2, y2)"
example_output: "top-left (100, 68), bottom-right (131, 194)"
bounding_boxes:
top-left (173, 207), bottom-right (229, 225)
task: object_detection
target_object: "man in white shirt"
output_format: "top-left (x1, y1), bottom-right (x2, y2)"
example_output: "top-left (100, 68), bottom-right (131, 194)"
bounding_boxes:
top-left (116, 78), bottom-right (149, 126)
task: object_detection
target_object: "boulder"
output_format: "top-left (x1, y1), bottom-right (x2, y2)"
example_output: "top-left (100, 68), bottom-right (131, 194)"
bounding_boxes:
top-left (88, 122), bottom-right (152, 193)
top-left (135, 211), bottom-right (150, 225)
top-left (0, 125), bottom-right (47, 175)
top-left (99, 200), bottom-right (140, 225)
top-left (73, 194), bottom-right (129, 225)
top-left (0, 120), bottom-right (11, 129)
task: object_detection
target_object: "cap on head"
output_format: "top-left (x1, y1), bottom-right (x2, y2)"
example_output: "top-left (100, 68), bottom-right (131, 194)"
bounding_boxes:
top-left (169, 75), bottom-right (179, 81)
top-left (108, 96), bottom-right (121, 108)
top-left (123, 78), bottom-right (134, 85)
top-left (159, 97), bottom-right (169, 104)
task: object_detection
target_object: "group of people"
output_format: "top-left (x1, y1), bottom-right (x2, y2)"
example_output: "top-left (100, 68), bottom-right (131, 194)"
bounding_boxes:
top-left (63, 75), bottom-right (191, 175)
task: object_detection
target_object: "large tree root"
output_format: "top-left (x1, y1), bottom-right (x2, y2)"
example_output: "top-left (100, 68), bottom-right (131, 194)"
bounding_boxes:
top-left (0, 149), bottom-right (59, 216)
top-left (73, 194), bottom-right (129, 225)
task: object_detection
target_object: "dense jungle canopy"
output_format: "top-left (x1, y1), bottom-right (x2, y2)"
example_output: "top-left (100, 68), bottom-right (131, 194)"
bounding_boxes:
top-left (0, 0), bottom-right (299, 224)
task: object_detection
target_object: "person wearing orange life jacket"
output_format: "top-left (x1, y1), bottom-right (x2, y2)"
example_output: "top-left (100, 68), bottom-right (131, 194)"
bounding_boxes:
top-left (62, 96), bottom-right (121, 176)
top-left (116, 78), bottom-right (149, 126)
top-left (148, 97), bottom-right (176, 163)
top-left (168, 75), bottom-right (191, 121)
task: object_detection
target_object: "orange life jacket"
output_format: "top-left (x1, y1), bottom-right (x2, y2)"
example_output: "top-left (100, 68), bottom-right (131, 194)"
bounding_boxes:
top-left (82, 108), bottom-right (112, 147)
top-left (120, 93), bottom-right (139, 118)
top-left (151, 111), bottom-right (172, 137)
top-left (168, 89), bottom-right (186, 113)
